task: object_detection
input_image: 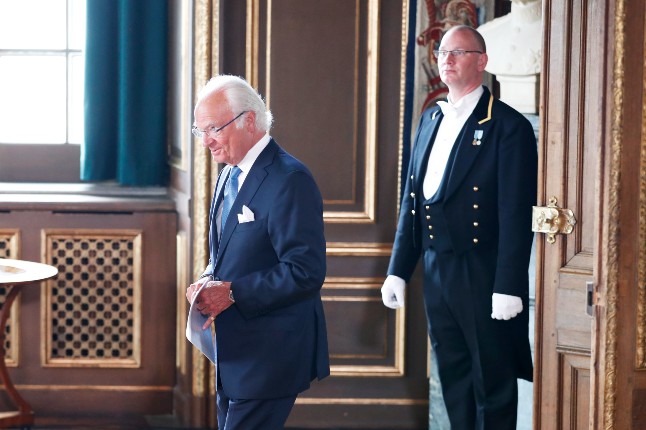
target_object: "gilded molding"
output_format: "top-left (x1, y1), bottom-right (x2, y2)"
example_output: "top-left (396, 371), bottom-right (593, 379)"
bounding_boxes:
top-left (325, 242), bottom-right (392, 257)
top-left (14, 384), bottom-right (172, 392)
top-left (322, 276), bottom-right (404, 377)
top-left (246, 0), bottom-right (260, 87)
top-left (176, 232), bottom-right (188, 377)
top-left (604, 0), bottom-right (624, 428)
top-left (637, 0), bottom-right (646, 370)
top-left (363, 0), bottom-right (380, 224)
top-left (396, 0), bottom-right (410, 216)
top-left (191, 0), bottom-right (216, 398)
top-left (169, 1), bottom-right (192, 171)
top-left (260, 0), bottom-right (380, 224)
top-left (323, 276), bottom-right (383, 289)
top-left (295, 397), bottom-right (428, 406)
top-left (0, 229), bottom-right (21, 366)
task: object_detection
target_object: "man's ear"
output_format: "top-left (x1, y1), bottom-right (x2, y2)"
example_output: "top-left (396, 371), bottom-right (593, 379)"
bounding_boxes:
top-left (478, 52), bottom-right (489, 72)
top-left (244, 111), bottom-right (257, 130)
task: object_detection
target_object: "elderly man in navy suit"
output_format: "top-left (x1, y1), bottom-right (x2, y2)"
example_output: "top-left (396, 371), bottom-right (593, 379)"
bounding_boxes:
top-left (186, 75), bottom-right (329, 430)
top-left (381, 25), bottom-right (537, 429)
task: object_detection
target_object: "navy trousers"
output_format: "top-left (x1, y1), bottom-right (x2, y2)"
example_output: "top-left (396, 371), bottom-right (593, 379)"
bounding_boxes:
top-left (423, 247), bottom-right (520, 430)
top-left (216, 390), bottom-right (297, 430)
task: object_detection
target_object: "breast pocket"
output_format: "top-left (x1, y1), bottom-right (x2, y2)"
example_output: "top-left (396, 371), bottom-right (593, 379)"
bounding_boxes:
top-left (234, 217), bottom-right (267, 233)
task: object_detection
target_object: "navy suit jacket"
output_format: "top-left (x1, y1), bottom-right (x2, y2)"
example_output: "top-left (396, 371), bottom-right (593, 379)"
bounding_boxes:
top-left (388, 87), bottom-right (536, 381)
top-left (202, 139), bottom-right (330, 399)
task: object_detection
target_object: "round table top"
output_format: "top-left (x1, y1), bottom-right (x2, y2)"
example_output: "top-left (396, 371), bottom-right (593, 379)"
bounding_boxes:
top-left (0, 258), bottom-right (58, 285)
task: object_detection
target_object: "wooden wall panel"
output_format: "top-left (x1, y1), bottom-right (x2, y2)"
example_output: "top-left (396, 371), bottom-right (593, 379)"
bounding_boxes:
top-left (214, 0), bottom-right (430, 428)
top-left (0, 195), bottom-right (177, 420)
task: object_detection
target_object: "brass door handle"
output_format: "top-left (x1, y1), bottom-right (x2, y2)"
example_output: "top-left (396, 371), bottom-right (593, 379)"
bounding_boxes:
top-left (531, 196), bottom-right (576, 244)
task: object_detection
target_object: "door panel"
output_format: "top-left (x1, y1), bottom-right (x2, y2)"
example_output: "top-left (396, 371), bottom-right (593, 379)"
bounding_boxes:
top-left (535, 0), bottom-right (601, 427)
top-left (215, 1), bottom-right (429, 428)
top-left (537, 0), bottom-right (646, 428)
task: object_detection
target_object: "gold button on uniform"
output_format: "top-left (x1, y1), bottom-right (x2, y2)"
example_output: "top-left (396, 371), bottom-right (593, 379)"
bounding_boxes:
top-left (473, 238), bottom-right (478, 243)
top-left (411, 210), bottom-right (415, 215)
top-left (425, 205), bottom-right (430, 210)
top-left (473, 204), bottom-right (479, 209)
top-left (428, 225), bottom-right (433, 230)
top-left (473, 186), bottom-right (479, 192)
top-left (410, 192), bottom-right (415, 198)
top-left (473, 222), bottom-right (479, 227)
top-left (430, 235), bottom-right (434, 239)
top-left (426, 215), bottom-right (431, 220)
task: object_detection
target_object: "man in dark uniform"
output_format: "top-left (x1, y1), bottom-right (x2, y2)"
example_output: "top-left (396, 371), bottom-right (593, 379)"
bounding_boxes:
top-left (381, 25), bottom-right (537, 429)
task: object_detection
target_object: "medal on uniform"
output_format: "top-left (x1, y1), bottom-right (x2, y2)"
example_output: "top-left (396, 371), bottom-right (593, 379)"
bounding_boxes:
top-left (472, 129), bottom-right (483, 146)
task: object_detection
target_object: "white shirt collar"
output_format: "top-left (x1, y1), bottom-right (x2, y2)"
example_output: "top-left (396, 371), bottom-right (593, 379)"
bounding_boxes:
top-left (234, 132), bottom-right (271, 184)
top-left (437, 86), bottom-right (484, 117)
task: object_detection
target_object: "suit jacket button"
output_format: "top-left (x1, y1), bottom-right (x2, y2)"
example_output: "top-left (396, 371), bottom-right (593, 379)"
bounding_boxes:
top-left (473, 186), bottom-right (479, 192)
top-left (473, 204), bottom-right (479, 209)
top-left (473, 222), bottom-right (479, 227)
top-left (473, 238), bottom-right (479, 243)
top-left (429, 235), bottom-right (434, 239)
top-left (428, 225), bottom-right (433, 230)
top-left (426, 215), bottom-right (431, 220)
top-left (425, 205), bottom-right (430, 210)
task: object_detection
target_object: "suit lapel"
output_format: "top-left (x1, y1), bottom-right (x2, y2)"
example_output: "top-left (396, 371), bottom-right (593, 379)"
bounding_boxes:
top-left (444, 88), bottom-right (494, 199)
top-left (215, 140), bottom-right (277, 268)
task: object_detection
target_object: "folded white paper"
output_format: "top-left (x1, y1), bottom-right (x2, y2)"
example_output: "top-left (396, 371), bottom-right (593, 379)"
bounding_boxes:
top-left (185, 283), bottom-right (216, 363)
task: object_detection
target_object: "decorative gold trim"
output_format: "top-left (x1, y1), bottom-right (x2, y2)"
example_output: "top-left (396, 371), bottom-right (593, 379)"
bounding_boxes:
top-left (325, 242), bottom-right (392, 257)
top-left (295, 397), bottom-right (428, 406)
top-left (246, 0), bottom-right (260, 87)
top-left (13, 384), bottom-right (172, 392)
top-left (324, 276), bottom-right (382, 289)
top-left (477, 94), bottom-right (494, 124)
top-left (191, 0), bottom-right (217, 398)
top-left (397, 0), bottom-right (410, 216)
top-left (637, 0), bottom-right (646, 370)
top-left (176, 232), bottom-right (188, 377)
top-left (604, 0), bottom-right (624, 427)
top-left (261, 1), bottom-right (380, 224)
top-left (363, 0), bottom-right (380, 225)
top-left (169, 0), bottom-right (192, 171)
top-left (322, 276), bottom-right (404, 377)
top-left (40, 229), bottom-right (142, 368)
top-left (0, 229), bottom-right (21, 367)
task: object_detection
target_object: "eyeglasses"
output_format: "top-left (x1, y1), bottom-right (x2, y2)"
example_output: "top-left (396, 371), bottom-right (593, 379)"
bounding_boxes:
top-left (433, 49), bottom-right (483, 59)
top-left (192, 111), bottom-right (248, 139)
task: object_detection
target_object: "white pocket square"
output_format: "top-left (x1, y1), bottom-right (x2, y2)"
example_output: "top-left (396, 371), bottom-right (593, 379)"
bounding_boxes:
top-left (237, 205), bottom-right (255, 223)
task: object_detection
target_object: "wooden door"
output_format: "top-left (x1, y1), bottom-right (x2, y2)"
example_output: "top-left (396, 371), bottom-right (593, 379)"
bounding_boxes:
top-left (535, 0), bottom-right (646, 428)
top-left (185, 1), bottom-right (430, 428)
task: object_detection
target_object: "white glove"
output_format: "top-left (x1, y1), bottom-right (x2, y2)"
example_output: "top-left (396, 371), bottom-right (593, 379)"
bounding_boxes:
top-left (491, 293), bottom-right (523, 320)
top-left (381, 275), bottom-right (406, 309)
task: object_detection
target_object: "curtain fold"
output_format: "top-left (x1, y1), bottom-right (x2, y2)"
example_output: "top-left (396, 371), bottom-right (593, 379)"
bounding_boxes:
top-left (82, 0), bottom-right (168, 186)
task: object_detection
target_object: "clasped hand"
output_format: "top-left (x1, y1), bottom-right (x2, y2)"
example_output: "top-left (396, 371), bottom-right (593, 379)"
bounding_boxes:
top-left (186, 279), bottom-right (234, 329)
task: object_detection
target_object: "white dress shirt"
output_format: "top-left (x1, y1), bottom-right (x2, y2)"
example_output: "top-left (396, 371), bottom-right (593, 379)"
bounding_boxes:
top-left (423, 86), bottom-right (483, 199)
top-left (216, 133), bottom-right (271, 236)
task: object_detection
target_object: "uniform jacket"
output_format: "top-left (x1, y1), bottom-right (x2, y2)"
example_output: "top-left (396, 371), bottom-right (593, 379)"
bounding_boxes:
top-left (202, 139), bottom-right (330, 399)
top-left (388, 86), bottom-right (537, 301)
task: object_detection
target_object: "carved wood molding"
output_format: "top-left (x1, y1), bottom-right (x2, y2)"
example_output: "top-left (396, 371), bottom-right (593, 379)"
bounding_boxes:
top-left (604, 0), bottom-right (625, 428)
top-left (638, 0), bottom-right (646, 372)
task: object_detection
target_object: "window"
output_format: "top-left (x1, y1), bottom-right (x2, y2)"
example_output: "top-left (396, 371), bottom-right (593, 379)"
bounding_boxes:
top-left (0, 0), bottom-right (85, 182)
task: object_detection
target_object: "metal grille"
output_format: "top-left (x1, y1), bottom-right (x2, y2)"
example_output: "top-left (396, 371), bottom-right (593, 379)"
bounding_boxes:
top-left (44, 230), bottom-right (141, 367)
top-left (0, 231), bottom-right (20, 365)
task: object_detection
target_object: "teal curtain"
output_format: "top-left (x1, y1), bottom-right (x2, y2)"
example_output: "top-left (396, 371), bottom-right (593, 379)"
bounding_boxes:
top-left (82, 0), bottom-right (168, 186)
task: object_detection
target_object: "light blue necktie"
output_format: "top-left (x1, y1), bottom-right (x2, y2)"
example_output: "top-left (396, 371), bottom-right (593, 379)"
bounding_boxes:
top-left (220, 166), bottom-right (241, 236)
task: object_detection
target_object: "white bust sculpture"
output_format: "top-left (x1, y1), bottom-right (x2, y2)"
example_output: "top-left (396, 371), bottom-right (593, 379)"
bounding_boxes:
top-left (478, 0), bottom-right (542, 113)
